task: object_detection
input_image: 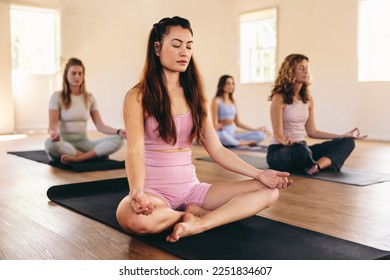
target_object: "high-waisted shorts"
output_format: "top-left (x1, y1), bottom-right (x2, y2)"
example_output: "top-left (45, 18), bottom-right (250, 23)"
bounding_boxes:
top-left (144, 150), bottom-right (211, 210)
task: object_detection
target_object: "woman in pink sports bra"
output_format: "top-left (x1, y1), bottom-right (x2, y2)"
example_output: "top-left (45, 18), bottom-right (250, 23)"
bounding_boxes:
top-left (116, 16), bottom-right (292, 243)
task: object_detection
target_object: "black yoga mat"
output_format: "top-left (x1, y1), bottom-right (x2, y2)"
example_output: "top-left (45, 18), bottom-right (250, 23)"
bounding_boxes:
top-left (196, 155), bottom-right (390, 186)
top-left (47, 177), bottom-right (390, 260)
top-left (8, 150), bottom-right (124, 172)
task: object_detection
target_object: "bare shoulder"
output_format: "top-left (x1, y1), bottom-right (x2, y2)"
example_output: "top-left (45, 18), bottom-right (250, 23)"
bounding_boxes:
top-left (272, 93), bottom-right (284, 102)
top-left (270, 93), bottom-right (285, 108)
top-left (124, 86), bottom-right (142, 104)
top-left (125, 86), bottom-right (141, 98)
top-left (211, 96), bottom-right (219, 105)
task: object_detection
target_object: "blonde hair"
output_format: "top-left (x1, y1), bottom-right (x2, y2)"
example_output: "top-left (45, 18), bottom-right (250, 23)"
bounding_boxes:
top-left (61, 57), bottom-right (89, 109)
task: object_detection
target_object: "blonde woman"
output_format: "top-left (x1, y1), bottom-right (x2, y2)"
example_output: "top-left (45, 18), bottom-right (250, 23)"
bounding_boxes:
top-left (45, 58), bottom-right (125, 163)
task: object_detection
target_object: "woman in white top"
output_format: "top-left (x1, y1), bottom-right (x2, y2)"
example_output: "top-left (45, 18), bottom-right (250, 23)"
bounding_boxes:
top-left (267, 54), bottom-right (366, 175)
top-left (45, 58), bottom-right (126, 164)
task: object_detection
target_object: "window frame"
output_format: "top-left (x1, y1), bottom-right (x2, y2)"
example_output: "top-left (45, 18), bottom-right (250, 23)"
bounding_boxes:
top-left (239, 8), bottom-right (278, 84)
top-left (10, 5), bottom-right (61, 75)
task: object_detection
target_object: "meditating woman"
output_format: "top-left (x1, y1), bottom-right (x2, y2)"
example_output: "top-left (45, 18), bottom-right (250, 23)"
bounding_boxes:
top-left (116, 16), bottom-right (292, 243)
top-left (45, 57), bottom-right (126, 164)
top-left (211, 75), bottom-right (267, 147)
top-left (267, 53), bottom-right (367, 175)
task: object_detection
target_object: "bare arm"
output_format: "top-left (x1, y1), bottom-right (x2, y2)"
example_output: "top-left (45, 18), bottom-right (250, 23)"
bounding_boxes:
top-left (123, 88), bottom-right (146, 194)
top-left (305, 97), bottom-right (367, 140)
top-left (90, 110), bottom-right (125, 136)
top-left (235, 110), bottom-right (266, 132)
top-left (202, 115), bottom-right (291, 188)
top-left (210, 97), bottom-right (222, 130)
top-left (123, 88), bottom-right (154, 215)
top-left (270, 94), bottom-right (289, 144)
top-left (48, 109), bottom-right (60, 141)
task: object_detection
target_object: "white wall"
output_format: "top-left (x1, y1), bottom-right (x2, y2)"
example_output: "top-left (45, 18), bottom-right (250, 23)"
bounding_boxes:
top-left (0, 2), bottom-right (15, 134)
top-left (232, 0), bottom-right (390, 141)
top-left (12, 72), bottom-right (61, 131)
top-left (60, 0), bottom-right (236, 129)
top-left (2, 0), bottom-right (390, 140)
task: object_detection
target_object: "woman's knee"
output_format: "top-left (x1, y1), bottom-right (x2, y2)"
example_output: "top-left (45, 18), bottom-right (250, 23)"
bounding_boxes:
top-left (264, 188), bottom-right (279, 207)
top-left (116, 197), bottom-right (153, 235)
top-left (253, 184), bottom-right (279, 208)
top-left (253, 131), bottom-right (266, 142)
top-left (110, 135), bottom-right (124, 150)
top-left (218, 131), bottom-right (238, 147)
top-left (45, 137), bottom-right (55, 150)
top-left (44, 138), bottom-right (61, 158)
top-left (342, 137), bottom-right (356, 151)
top-left (95, 136), bottom-right (124, 157)
top-left (293, 143), bottom-right (311, 156)
top-left (119, 217), bottom-right (151, 235)
top-left (266, 152), bottom-right (286, 171)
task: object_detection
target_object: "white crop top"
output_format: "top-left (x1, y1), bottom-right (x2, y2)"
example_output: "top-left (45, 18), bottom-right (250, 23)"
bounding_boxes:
top-left (48, 91), bottom-right (97, 134)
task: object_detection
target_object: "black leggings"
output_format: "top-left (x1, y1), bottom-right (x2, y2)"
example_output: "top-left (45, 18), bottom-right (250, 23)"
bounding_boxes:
top-left (266, 137), bottom-right (355, 172)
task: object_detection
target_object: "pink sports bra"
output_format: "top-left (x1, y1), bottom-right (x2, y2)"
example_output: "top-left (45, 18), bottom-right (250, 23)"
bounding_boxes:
top-left (144, 110), bottom-right (193, 150)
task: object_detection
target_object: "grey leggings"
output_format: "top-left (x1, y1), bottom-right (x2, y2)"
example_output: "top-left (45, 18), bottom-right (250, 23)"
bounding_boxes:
top-left (45, 133), bottom-right (123, 161)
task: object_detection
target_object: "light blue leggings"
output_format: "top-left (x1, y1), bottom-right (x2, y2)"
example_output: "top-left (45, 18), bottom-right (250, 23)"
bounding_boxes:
top-left (216, 124), bottom-right (266, 147)
top-left (44, 133), bottom-right (123, 161)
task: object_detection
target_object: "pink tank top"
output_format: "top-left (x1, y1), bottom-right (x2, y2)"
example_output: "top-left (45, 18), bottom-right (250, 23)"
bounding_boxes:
top-left (270, 100), bottom-right (309, 144)
top-left (144, 110), bottom-right (193, 150)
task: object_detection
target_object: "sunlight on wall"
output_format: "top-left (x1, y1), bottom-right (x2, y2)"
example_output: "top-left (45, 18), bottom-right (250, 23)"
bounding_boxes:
top-left (10, 5), bottom-right (60, 74)
top-left (0, 134), bottom-right (27, 142)
top-left (358, 0), bottom-right (390, 81)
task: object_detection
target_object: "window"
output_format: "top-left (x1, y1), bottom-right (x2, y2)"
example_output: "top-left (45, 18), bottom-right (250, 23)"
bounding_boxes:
top-left (239, 8), bottom-right (277, 84)
top-left (358, 0), bottom-right (390, 81)
top-left (10, 5), bottom-right (61, 75)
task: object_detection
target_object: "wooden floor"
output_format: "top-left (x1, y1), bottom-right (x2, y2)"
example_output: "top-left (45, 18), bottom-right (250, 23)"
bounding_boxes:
top-left (1, 132), bottom-right (390, 260)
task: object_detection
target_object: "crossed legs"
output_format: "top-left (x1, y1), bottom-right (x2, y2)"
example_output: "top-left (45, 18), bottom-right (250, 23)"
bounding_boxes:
top-left (116, 179), bottom-right (279, 242)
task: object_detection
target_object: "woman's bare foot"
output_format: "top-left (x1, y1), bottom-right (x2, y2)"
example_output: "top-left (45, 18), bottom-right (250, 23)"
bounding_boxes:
top-left (60, 154), bottom-right (78, 164)
top-left (166, 213), bottom-right (205, 243)
top-left (185, 204), bottom-right (209, 217)
top-left (238, 140), bottom-right (257, 147)
top-left (60, 154), bottom-right (86, 164)
top-left (60, 151), bottom-right (101, 164)
top-left (305, 164), bottom-right (319, 175)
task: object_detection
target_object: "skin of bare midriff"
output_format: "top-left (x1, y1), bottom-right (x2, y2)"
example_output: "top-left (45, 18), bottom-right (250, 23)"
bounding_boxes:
top-left (219, 119), bottom-right (234, 125)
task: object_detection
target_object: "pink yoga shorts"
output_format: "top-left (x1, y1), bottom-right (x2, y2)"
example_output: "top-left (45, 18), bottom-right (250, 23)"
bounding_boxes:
top-left (143, 150), bottom-right (211, 210)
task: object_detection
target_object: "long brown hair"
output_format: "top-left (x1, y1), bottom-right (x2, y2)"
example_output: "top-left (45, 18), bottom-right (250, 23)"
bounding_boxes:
top-left (215, 75), bottom-right (235, 103)
top-left (137, 16), bottom-right (208, 145)
top-left (268, 54), bottom-right (310, 104)
top-left (61, 57), bottom-right (88, 109)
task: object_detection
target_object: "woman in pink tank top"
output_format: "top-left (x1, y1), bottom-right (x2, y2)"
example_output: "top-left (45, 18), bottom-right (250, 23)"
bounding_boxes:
top-left (116, 16), bottom-right (292, 243)
top-left (267, 54), bottom-right (367, 174)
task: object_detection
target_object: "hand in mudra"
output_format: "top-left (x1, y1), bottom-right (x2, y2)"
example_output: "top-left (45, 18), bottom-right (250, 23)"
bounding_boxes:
top-left (257, 169), bottom-right (292, 189)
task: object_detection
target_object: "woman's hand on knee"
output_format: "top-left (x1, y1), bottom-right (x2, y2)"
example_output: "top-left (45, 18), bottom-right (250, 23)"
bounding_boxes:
top-left (49, 130), bottom-right (60, 142)
top-left (256, 169), bottom-right (292, 189)
top-left (130, 189), bottom-right (155, 215)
